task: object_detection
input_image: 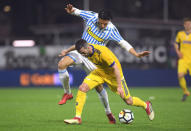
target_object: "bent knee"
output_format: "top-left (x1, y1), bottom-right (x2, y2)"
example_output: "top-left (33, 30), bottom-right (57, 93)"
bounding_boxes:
top-left (58, 56), bottom-right (74, 70)
top-left (178, 73), bottom-right (185, 79)
top-left (125, 97), bottom-right (133, 105)
top-left (58, 60), bottom-right (66, 70)
top-left (79, 83), bottom-right (90, 93)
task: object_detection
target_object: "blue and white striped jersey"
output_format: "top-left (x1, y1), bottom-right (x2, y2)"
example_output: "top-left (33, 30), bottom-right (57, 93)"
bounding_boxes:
top-left (74, 9), bottom-right (124, 46)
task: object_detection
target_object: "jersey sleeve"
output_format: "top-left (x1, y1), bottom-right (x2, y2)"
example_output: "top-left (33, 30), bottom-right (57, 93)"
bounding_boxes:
top-left (73, 8), bottom-right (97, 22)
top-left (101, 49), bottom-right (115, 67)
top-left (108, 26), bottom-right (123, 42)
top-left (109, 25), bottom-right (133, 51)
top-left (118, 40), bottom-right (133, 51)
top-left (175, 32), bottom-right (181, 44)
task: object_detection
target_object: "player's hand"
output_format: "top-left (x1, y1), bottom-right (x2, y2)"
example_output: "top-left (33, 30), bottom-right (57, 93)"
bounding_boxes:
top-left (137, 51), bottom-right (150, 58)
top-left (59, 50), bottom-right (67, 57)
top-left (117, 86), bottom-right (124, 99)
top-left (65, 4), bottom-right (75, 14)
top-left (177, 52), bottom-right (183, 59)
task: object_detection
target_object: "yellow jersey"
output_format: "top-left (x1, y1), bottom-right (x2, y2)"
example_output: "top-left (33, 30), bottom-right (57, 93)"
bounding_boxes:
top-left (87, 44), bottom-right (123, 78)
top-left (175, 30), bottom-right (191, 61)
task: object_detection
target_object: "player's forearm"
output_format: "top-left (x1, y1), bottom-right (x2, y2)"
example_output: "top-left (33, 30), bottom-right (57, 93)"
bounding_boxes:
top-left (118, 40), bottom-right (148, 57)
top-left (112, 64), bottom-right (121, 87)
top-left (174, 43), bottom-right (180, 55)
top-left (128, 48), bottom-right (139, 57)
top-left (129, 48), bottom-right (150, 58)
top-left (118, 40), bottom-right (133, 52)
top-left (174, 43), bottom-right (183, 58)
top-left (71, 8), bottom-right (81, 16)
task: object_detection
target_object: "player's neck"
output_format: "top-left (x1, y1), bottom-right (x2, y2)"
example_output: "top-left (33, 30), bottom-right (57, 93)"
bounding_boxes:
top-left (185, 29), bottom-right (191, 34)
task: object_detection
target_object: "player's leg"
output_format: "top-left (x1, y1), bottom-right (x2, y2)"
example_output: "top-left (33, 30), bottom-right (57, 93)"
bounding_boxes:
top-left (64, 83), bottom-right (89, 124)
top-left (95, 85), bottom-right (116, 124)
top-left (178, 73), bottom-right (190, 101)
top-left (121, 79), bottom-right (154, 120)
top-left (178, 61), bottom-right (190, 101)
top-left (108, 78), bottom-right (154, 121)
top-left (95, 85), bottom-right (111, 114)
top-left (178, 72), bottom-right (189, 94)
top-left (64, 71), bottom-right (104, 124)
top-left (58, 56), bottom-right (75, 105)
top-left (125, 96), bottom-right (154, 121)
top-left (81, 56), bottom-right (115, 124)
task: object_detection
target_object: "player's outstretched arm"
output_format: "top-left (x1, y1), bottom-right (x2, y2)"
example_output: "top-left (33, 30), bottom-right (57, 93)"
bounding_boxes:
top-left (129, 48), bottom-right (150, 58)
top-left (117, 39), bottom-right (150, 58)
top-left (65, 4), bottom-right (95, 21)
top-left (58, 45), bottom-right (75, 57)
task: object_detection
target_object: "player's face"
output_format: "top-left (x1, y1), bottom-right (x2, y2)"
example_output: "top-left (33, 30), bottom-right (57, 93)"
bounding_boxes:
top-left (184, 21), bottom-right (191, 31)
top-left (98, 19), bottom-right (109, 29)
top-left (78, 47), bottom-right (90, 57)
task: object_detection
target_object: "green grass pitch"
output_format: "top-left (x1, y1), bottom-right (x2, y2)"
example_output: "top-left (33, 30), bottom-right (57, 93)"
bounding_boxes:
top-left (0, 87), bottom-right (191, 131)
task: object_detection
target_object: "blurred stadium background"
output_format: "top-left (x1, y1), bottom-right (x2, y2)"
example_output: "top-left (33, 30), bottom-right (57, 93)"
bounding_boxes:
top-left (0, 0), bottom-right (191, 87)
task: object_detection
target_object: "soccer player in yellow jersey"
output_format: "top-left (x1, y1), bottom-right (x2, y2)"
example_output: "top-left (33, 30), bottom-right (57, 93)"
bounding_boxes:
top-left (64, 39), bottom-right (154, 124)
top-left (174, 18), bottom-right (191, 101)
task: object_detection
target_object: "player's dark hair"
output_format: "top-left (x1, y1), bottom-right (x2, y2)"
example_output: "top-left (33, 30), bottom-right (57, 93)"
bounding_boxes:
top-left (98, 9), bottom-right (112, 20)
top-left (183, 17), bottom-right (191, 23)
top-left (75, 39), bottom-right (88, 52)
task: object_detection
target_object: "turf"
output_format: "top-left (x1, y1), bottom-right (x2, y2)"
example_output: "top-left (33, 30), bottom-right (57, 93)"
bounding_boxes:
top-left (0, 87), bottom-right (191, 131)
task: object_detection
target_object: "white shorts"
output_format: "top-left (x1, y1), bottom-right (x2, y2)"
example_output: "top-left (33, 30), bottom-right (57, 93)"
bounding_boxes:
top-left (66, 51), bottom-right (97, 74)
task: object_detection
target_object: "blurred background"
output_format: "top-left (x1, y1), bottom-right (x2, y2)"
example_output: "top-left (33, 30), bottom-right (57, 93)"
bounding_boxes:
top-left (0, 0), bottom-right (190, 87)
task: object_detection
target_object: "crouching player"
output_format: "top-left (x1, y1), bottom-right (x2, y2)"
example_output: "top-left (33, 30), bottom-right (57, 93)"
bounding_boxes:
top-left (64, 39), bottom-right (155, 124)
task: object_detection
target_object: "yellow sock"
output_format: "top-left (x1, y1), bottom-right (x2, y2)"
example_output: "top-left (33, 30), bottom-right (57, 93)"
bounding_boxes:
top-left (132, 97), bottom-right (147, 109)
top-left (75, 90), bottom-right (87, 118)
top-left (179, 77), bottom-right (188, 94)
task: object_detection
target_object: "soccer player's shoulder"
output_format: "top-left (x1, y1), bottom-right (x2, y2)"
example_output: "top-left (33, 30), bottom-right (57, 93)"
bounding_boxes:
top-left (93, 44), bottom-right (105, 50)
top-left (108, 22), bottom-right (119, 33)
top-left (177, 30), bottom-right (185, 35)
top-left (176, 30), bottom-right (187, 38)
top-left (108, 22), bottom-right (116, 29)
top-left (85, 10), bottom-right (97, 16)
top-left (89, 13), bottom-right (99, 22)
top-left (91, 44), bottom-right (108, 53)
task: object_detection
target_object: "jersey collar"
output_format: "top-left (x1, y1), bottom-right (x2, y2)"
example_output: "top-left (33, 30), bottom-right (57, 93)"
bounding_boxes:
top-left (184, 31), bottom-right (191, 35)
top-left (89, 45), bottom-right (95, 57)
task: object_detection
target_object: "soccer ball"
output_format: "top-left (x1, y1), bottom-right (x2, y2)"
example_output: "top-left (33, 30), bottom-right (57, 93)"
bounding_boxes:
top-left (118, 109), bottom-right (134, 124)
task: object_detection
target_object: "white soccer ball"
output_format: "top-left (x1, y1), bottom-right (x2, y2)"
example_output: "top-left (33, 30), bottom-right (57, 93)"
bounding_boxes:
top-left (118, 109), bottom-right (134, 124)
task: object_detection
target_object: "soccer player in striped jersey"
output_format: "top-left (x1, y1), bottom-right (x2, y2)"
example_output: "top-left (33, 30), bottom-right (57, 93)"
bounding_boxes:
top-left (63, 39), bottom-right (154, 124)
top-left (174, 18), bottom-right (191, 101)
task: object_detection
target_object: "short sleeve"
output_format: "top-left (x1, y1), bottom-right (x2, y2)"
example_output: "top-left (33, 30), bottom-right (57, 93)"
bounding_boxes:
top-left (101, 49), bottom-right (115, 67)
top-left (175, 32), bottom-right (181, 44)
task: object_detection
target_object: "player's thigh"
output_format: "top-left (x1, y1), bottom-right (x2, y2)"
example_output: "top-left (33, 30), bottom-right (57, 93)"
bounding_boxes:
top-left (58, 56), bottom-right (75, 69)
top-left (83, 71), bottom-right (104, 90)
top-left (58, 51), bottom-right (83, 69)
top-left (107, 78), bottom-right (131, 99)
top-left (178, 60), bottom-right (188, 75)
top-left (66, 51), bottom-right (83, 64)
top-left (80, 56), bottom-right (97, 74)
top-left (188, 62), bottom-right (191, 76)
